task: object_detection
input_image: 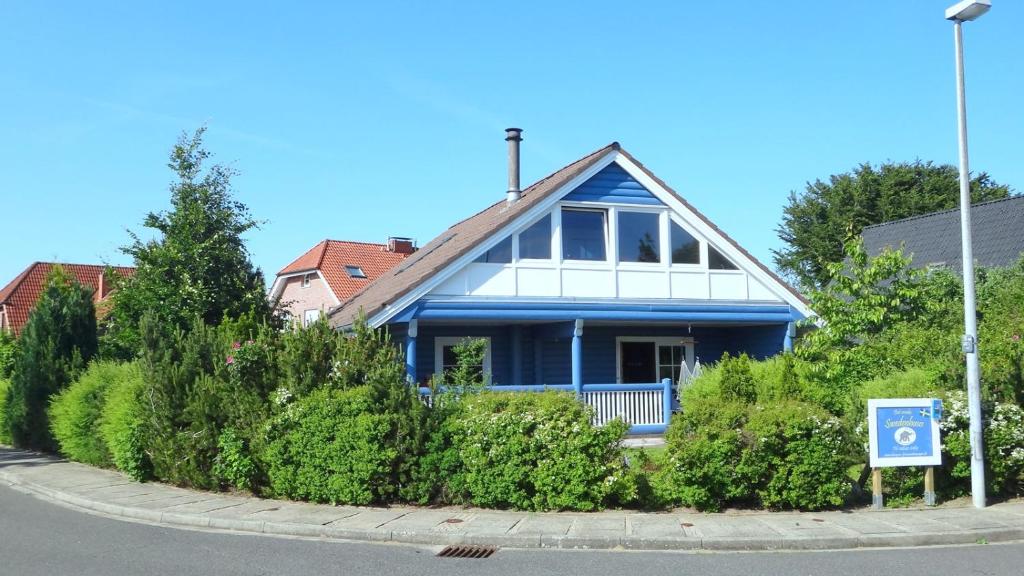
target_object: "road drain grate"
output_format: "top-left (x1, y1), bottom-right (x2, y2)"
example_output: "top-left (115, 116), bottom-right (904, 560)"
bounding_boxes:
top-left (436, 545), bottom-right (498, 559)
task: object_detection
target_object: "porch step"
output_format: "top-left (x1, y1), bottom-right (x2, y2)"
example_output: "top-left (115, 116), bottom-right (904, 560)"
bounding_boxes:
top-left (621, 435), bottom-right (666, 448)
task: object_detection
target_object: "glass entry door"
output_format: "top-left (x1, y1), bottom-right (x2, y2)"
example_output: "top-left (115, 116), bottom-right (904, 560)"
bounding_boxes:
top-left (617, 337), bottom-right (695, 384)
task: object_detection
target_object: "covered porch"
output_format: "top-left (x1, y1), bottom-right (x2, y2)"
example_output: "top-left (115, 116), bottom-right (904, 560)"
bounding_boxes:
top-left (390, 298), bottom-right (800, 434)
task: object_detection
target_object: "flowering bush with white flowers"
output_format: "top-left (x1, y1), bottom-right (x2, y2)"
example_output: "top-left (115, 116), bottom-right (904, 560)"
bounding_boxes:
top-left (941, 390), bottom-right (1024, 498)
top-left (443, 390), bottom-right (629, 511)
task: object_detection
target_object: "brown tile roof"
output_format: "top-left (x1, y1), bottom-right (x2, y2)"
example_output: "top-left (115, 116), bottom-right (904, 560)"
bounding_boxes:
top-left (277, 240), bottom-right (412, 303)
top-left (328, 142), bottom-right (808, 328)
top-left (328, 142), bottom-right (619, 327)
top-left (0, 262), bottom-right (135, 336)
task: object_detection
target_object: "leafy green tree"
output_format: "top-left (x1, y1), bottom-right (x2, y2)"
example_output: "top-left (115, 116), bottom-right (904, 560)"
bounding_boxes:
top-left (774, 161), bottom-right (1011, 290)
top-left (4, 266), bottom-right (98, 451)
top-left (0, 330), bottom-right (17, 379)
top-left (103, 127), bottom-right (274, 357)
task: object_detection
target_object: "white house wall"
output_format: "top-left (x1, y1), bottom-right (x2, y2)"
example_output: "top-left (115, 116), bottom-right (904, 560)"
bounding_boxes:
top-left (429, 259), bottom-right (784, 302)
top-left (426, 160), bottom-right (790, 304)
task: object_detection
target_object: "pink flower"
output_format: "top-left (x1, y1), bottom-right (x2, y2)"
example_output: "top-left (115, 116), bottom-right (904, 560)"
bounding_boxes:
top-left (232, 342), bottom-right (241, 350)
top-left (1013, 334), bottom-right (1021, 342)
top-left (226, 355), bottom-right (235, 365)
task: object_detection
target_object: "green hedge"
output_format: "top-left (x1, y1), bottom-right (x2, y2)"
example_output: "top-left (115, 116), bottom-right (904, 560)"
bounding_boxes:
top-left (97, 363), bottom-right (150, 481)
top-left (48, 362), bottom-right (117, 466)
top-left (0, 378), bottom-right (10, 445)
top-left (443, 390), bottom-right (629, 511)
top-left (262, 386), bottom-right (399, 505)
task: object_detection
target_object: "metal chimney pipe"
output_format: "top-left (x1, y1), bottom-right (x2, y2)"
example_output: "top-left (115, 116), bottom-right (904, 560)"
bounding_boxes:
top-left (505, 128), bottom-right (523, 204)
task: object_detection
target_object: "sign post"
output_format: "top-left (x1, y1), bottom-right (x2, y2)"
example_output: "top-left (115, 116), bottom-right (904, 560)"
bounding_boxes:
top-left (867, 398), bottom-right (944, 509)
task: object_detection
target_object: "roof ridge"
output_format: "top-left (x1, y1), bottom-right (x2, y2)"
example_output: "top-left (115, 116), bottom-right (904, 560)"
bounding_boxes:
top-left (443, 142), bottom-right (619, 231)
top-left (862, 195), bottom-right (1024, 231)
top-left (324, 239), bottom-right (390, 247)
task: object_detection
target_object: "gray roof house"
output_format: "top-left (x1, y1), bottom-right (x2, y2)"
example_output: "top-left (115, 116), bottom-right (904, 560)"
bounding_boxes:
top-left (861, 196), bottom-right (1024, 272)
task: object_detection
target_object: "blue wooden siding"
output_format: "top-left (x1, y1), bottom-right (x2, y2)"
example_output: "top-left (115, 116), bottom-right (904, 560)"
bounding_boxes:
top-left (563, 163), bottom-right (664, 206)
top-left (403, 322), bottom-right (788, 385)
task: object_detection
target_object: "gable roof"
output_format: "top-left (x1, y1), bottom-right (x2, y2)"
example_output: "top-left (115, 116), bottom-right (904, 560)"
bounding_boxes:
top-left (329, 142), bottom-right (809, 328)
top-left (331, 141), bottom-right (811, 327)
top-left (328, 143), bottom-right (618, 327)
top-left (0, 262), bottom-right (135, 336)
top-left (274, 239), bottom-right (412, 304)
top-left (861, 195), bottom-right (1024, 272)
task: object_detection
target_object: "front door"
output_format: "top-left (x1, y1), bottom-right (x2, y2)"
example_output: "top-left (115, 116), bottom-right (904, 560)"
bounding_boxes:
top-left (621, 341), bottom-right (656, 383)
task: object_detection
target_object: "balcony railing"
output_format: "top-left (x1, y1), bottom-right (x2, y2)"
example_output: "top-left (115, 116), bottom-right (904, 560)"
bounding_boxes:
top-left (418, 378), bottom-right (673, 435)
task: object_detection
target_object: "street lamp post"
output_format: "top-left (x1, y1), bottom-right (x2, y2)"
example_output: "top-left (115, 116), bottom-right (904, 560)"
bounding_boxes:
top-left (945, 0), bottom-right (990, 510)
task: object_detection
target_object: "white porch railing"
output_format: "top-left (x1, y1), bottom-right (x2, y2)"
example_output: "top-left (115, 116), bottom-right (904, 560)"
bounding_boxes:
top-left (418, 379), bottom-right (672, 434)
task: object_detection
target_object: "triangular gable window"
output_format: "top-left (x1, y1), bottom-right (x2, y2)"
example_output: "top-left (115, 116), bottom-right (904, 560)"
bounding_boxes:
top-left (708, 246), bottom-right (738, 270)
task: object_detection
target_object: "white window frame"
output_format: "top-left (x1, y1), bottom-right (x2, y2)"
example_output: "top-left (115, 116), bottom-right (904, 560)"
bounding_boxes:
top-left (303, 308), bottom-right (321, 327)
top-left (434, 336), bottom-right (493, 379)
top-left (615, 336), bottom-right (695, 384)
top-left (301, 273), bottom-right (313, 288)
top-left (559, 207), bottom-right (610, 264)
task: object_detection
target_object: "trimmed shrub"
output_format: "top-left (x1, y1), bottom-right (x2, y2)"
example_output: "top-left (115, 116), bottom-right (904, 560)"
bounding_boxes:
top-left (744, 403), bottom-right (850, 509)
top-left (445, 391), bottom-right (629, 511)
top-left (262, 386), bottom-right (399, 504)
top-left (49, 362), bottom-right (119, 466)
top-left (97, 363), bottom-right (149, 481)
top-left (659, 395), bottom-right (853, 511)
top-left (0, 378), bottom-right (10, 445)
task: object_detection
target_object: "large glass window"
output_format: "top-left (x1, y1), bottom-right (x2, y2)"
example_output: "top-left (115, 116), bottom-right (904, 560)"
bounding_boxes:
top-left (708, 245), bottom-right (739, 270)
top-left (618, 212), bottom-right (661, 263)
top-left (561, 209), bottom-right (607, 261)
top-left (474, 236), bottom-right (512, 263)
top-left (435, 337), bottom-right (491, 382)
top-left (670, 221), bottom-right (700, 264)
top-left (518, 214), bottom-right (551, 260)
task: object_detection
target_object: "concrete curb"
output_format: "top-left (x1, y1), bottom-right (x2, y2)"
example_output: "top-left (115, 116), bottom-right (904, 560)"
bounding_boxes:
top-left (3, 464), bottom-right (1023, 552)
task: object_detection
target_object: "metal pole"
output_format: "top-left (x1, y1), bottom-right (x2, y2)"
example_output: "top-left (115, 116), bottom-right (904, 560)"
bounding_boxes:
top-left (953, 19), bottom-right (986, 509)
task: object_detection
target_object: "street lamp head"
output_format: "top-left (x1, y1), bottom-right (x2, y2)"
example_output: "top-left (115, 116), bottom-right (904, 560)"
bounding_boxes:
top-left (946, 0), bottom-right (991, 21)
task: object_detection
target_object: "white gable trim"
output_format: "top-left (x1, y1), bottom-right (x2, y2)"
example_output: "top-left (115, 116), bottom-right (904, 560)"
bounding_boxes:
top-left (366, 149), bottom-right (811, 327)
top-left (610, 153), bottom-right (813, 318)
top-left (366, 150), bottom-right (620, 327)
top-left (268, 270), bottom-right (341, 306)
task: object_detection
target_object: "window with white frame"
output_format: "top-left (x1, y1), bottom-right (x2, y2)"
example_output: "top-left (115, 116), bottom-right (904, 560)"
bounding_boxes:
top-left (616, 336), bottom-right (694, 385)
top-left (708, 245), bottom-right (739, 270)
top-left (518, 214), bottom-right (552, 260)
top-left (303, 308), bottom-right (321, 327)
top-left (617, 211), bottom-right (661, 263)
top-left (561, 208), bottom-right (607, 261)
top-left (301, 273), bottom-right (313, 288)
top-left (670, 221), bottom-right (701, 264)
top-left (434, 336), bottom-right (492, 382)
top-left (474, 236), bottom-right (512, 263)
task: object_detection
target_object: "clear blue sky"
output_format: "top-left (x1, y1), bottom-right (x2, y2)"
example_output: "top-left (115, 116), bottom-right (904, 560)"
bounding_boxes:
top-left (2, 1), bottom-right (1021, 286)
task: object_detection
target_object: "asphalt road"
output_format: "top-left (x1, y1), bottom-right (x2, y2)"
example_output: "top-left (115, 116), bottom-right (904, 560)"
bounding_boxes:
top-left (1, 483), bottom-right (1022, 576)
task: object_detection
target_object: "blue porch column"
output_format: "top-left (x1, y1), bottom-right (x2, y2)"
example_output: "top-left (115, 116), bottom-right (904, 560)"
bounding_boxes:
top-left (783, 321), bottom-right (795, 353)
top-left (511, 325), bottom-right (523, 386)
top-left (571, 319), bottom-right (584, 395)
top-left (405, 319), bottom-right (418, 383)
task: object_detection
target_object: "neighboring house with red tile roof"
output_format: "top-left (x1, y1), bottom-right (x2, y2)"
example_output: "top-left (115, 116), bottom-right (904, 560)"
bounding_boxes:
top-left (269, 238), bottom-right (415, 326)
top-left (327, 130), bottom-right (813, 434)
top-left (0, 262), bottom-right (135, 336)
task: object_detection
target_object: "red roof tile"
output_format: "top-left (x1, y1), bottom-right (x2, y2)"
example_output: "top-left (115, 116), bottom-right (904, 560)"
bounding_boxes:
top-left (277, 240), bottom-right (412, 303)
top-left (0, 262), bottom-right (135, 336)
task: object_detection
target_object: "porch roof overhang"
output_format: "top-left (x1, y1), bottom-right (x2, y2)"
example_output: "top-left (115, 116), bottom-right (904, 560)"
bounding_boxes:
top-left (389, 297), bottom-right (802, 325)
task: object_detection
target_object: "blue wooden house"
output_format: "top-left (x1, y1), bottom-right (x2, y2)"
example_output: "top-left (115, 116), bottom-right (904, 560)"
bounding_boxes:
top-left (328, 130), bottom-right (812, 433)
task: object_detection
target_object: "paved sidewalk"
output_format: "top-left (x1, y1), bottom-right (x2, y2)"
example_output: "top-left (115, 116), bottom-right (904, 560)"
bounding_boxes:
top-left (2, 447), bottom-right (1023, 551)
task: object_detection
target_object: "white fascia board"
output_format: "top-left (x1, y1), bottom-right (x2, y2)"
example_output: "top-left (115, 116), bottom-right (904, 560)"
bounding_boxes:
top-left (366, 150), bottom-right (620, 328)
top-left (612, 153), bottom-right (814, 319)
top-left (268, 270), bottom-right (341, 306)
